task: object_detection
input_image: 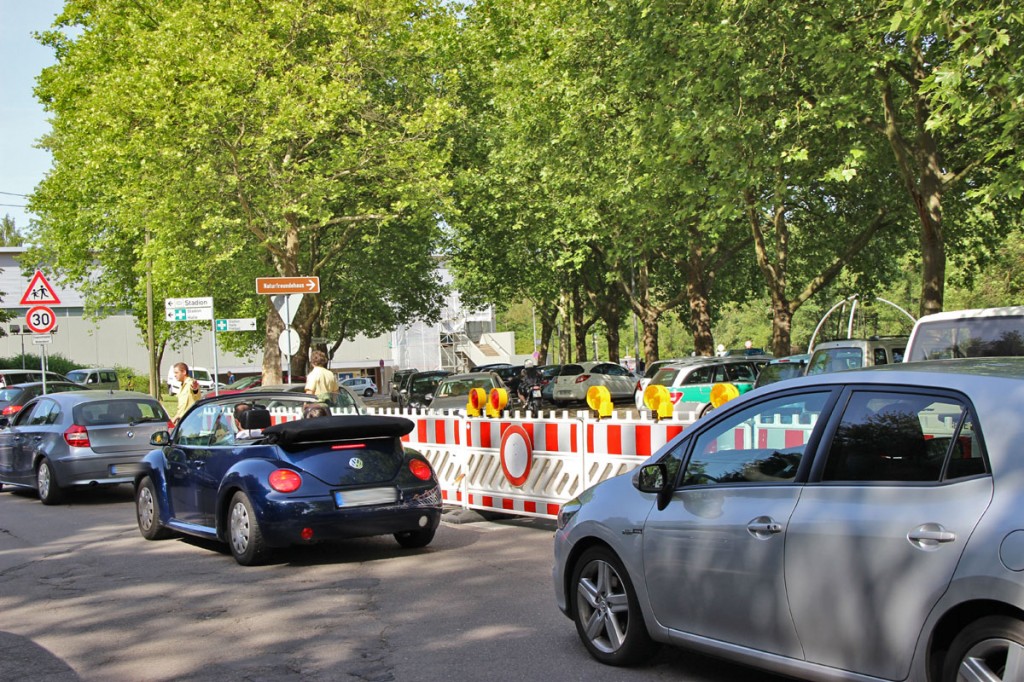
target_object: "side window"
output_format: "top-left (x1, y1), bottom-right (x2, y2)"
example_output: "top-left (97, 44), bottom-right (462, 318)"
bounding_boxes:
top-left (727, 363), bottom-right (757, 382)
top-left (680, 392), bottom-right (829, 487)
top-left (14, 400), bottom-right (45, 426)
top-left (892, 348), bottom-right (906, 363)
top-left (27, 399), bottom-right (57, 426)
top-left (821, 392), bottom-right (978, 483)
top-left (712, 366), bottom-right (728, 382)
top-left (685, 366), bottom-right (714, 385)
top-left (874, 349), bottom-right (888, 365)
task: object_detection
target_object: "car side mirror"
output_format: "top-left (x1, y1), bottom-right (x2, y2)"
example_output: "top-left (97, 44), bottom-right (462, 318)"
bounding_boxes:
top-left (150, 430), bottom-right (170, 446)
top-left (634, 462), bottom-right (673, 511)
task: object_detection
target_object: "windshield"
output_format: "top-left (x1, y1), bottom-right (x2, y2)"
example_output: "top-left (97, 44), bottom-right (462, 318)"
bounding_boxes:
top-left (437, 377), bottom-right (495, 397)
top-left (66, 370), bottom-right (87, 383)
top-left (807, 348), bottom-right (864, 375)
top-left (192, 369), bottom-right (213, 383)
top-left (909, 316), bottom-right (1024, 361)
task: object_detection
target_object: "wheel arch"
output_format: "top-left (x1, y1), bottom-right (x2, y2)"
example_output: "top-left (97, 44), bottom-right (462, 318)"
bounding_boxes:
top-left (563, 536), bottom-right (618, 608)
top-left (926, 600), bottom-right (1024, 680)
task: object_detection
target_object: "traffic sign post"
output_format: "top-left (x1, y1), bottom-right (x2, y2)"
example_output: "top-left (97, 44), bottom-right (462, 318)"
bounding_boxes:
top-left (164, 296), bottom-right (220, 396)
top-left (25, 306), bottom-right (57, 334)
top-left (256, 277), bottom-right (320, 294)
top-left (215, 318), bottom-right (257, 332)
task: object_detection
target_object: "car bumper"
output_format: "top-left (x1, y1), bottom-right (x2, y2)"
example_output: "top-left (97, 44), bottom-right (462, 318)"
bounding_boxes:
top-left (254, 485), bottom-right (443, 548)
top-left (54, 452), bottom-right (148, 486)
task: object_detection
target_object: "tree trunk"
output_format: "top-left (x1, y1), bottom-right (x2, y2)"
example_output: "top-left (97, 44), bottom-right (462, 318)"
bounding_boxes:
top-left (771, 300), bottom-right (794, 357)
top-left (686, 250), bottom-right (715, 356)
top-left (572, 287), bottom-right (588, 361)
top-left (538, 308), bottom-right (557, 365)
top-left (262, 297), bottom-right (284, 384)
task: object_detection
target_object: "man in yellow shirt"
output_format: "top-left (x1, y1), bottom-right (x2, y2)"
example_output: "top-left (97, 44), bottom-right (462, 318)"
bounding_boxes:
top-left (171, 362), bottom-right (201, 426)
top-left (304, 350), bottom-right (339, 405)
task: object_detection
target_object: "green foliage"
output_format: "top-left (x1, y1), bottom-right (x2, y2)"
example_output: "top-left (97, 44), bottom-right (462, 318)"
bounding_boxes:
top-left (0, 353), bottom-right (80, 376)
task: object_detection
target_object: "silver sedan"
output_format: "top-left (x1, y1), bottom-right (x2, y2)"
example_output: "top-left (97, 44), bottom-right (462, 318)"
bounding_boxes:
top-left (0, 391), bottom-right (169, 504)
top-left (554, 357), bottom-right (1024, 681)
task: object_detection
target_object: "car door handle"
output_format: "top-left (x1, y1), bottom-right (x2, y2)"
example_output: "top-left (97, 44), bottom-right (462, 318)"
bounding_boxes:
top-left (908, 525), bottom-right (956, 549)
top-left (747, 516), bottom-right (784, 538)
top-left (33, 436), bottom-right (43, 441)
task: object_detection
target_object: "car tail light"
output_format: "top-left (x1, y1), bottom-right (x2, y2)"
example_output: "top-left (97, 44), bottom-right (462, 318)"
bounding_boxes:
top-left (331, 443), bottom-right (366, 451)
top-left (269, 469), bottom-right (302, 493)
top-left (64, 424), bottom-right (91, 448)
top-left (635, 380), bottom-right (642, 392)
top-left (574, 374), bottom-right (591, 384)
top-left (167, 420), bottom-right (175, 430)
top-left (408, 459), bottom-right (432, 481)
top-left (1, 404), bottom-right (22, 416)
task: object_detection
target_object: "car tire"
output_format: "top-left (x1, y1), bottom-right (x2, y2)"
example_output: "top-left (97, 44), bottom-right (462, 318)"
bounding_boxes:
top-left (227, 491), bottom-right (270, 566)
top-left (363, 388), bottom-right (373, 397)
top-left (394, 527), bottom-right (435, 549)
top-left (942, 616), bottom-right (1024, 682)
top-left (136, 477), bottom-right (174, 540)
top-left (699, 403), bottom-right (715, 418)
top-left (36, 458), bottom-right (64, 505)
top-left (570, 546), bottom-right (656, 666)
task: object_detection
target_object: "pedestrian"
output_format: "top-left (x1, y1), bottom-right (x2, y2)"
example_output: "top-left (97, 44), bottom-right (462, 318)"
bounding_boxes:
top-left (171, 362), bottom-right (200, 426)
top-left (304, 350), bottom-right (339, 405)
top-left (227, 370), bottom-right (236, 384)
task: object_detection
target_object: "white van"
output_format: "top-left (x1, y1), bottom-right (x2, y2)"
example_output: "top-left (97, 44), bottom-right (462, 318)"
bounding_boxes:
top-left (904, 306), bottom-right (1024, 362)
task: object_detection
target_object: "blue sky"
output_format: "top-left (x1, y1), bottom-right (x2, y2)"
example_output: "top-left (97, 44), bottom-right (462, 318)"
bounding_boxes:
top-left (0, 0), bottom-right (64, 232)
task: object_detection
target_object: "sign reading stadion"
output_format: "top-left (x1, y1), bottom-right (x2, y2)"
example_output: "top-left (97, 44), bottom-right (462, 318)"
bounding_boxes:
top-left (255, 277), bottom-right (320, 294)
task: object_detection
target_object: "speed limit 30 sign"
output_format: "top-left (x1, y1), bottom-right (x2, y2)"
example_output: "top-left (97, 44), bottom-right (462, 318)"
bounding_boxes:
top-left (25, 306), bottom-right (56, 334)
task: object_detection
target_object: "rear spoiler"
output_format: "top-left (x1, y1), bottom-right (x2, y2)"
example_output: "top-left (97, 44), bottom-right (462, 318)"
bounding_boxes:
top-left (262, 415), bottom-right (414, 446)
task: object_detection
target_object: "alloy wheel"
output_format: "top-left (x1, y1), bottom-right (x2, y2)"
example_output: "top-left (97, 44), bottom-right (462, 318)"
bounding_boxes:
top-left (576, 558), bottom-right (631, 654)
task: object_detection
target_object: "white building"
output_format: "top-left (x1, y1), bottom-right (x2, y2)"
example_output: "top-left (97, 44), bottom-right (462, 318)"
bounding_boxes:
top-left (0, 248), bottom-right (518, 387)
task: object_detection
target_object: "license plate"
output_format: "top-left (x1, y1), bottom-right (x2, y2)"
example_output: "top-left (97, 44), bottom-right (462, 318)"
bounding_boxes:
top-left (334, 487), bottom-right (398, 508)
top-left (531, 387), bottom-right (542, 398)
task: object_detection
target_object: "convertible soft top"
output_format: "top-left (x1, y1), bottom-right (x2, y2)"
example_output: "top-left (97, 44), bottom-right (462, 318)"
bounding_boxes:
top-left (262, 415), bottom-right (415, 446)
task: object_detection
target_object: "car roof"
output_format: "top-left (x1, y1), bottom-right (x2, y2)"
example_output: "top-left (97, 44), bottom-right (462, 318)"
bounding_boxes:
top-left (813, 337), bottom-right (908, 349)
top-left (913, 306), bottom-right (1024, 322)
top-left (767, 354), bottom-right (811, 365)
top-left (46, 390), bottom-right (159, 404)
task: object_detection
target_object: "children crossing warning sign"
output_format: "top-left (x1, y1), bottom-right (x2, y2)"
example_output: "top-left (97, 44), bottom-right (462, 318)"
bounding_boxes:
top-left (19, 270), bottom-right (61, 306)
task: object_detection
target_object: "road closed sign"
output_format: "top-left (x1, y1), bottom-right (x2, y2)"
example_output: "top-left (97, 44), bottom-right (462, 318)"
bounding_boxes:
top-left (25, 306), bottom-right (56, 334)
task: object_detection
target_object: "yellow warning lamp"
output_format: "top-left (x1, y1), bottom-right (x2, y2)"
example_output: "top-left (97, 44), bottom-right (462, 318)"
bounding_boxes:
top-left (709, 382), bottom-right (740, 408)
top-left (643, 384), bottom-right (674, 420)
top-left (486, 387), bottom-right (509, 418)
top-left (586, 385), bottom-right (613, 419)
top-left (467, 387), bottom-right (486, 417)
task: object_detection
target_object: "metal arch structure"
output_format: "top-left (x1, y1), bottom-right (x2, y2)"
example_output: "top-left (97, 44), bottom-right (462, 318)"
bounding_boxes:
top-left (808, 295), bottom-right (917, 353)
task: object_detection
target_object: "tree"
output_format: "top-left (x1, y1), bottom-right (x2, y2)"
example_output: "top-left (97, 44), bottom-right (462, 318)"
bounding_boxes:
top-left (29, 0), bottom-right (461, 381)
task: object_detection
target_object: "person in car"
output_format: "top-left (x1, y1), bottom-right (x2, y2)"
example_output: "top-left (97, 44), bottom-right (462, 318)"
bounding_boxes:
top-left (304, 350), bottom-right (339, 405)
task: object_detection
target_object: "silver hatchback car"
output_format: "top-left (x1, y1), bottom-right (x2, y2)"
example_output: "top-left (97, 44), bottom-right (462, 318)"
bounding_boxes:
top-left (554, 358), bottom-right (1024, 682)
top-left (0, 391), bottom-right (170, 504)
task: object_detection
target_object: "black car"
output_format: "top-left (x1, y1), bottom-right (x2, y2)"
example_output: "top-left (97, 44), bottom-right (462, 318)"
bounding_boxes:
top-left (495, 365), bottom-right (525, 397)
top-left (401, 370), bottom-right (451, 409)
top-left (390, 369), bottom-right (419, 402)
top-left (468, 363), bottom-right (513, 373)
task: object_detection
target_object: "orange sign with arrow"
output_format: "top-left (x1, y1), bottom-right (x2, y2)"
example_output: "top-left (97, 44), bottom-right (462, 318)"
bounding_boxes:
top-left (255, 276), bottom-right (320, 294)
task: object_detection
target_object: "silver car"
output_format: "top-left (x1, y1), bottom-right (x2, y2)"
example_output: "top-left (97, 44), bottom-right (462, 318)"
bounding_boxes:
top-left (554, 358), bottom-right (1023, 681)
top-left (0, 391), bottom-right (169, 504)
top-left (428, 372), bottom-right (505, 411)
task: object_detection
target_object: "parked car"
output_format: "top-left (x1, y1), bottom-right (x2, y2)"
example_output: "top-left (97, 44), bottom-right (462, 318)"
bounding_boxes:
top-left (806, 337), bottom-right (907, 376)
top-left (340, 376), bottom-right (378, 397)
top-left (248, 383), bottom-right (365, 410)
top-left (401, 370), bottom-right (451, 409)
top-left (0, 391), bottom-right (170, 504)
top-left (552, 361), bottom-right (639, 408)
top-left (65, 367), bottom-right (120, 390)
top-left (167, 365), bottom-right (217, 395)
top-left (905, 306), bottom-right (1024, 361)
top-left (752, 354), bottom-right (810, 389)
top-left (645, 356), bottom-right (770, 418)
top-left (210, 375), bottom-right (263, 398)
top-left (0, 369), bottom-right (68, 388)
top-left (134, 392), bottom-right (442, 565)
top-left (554, 357), bottom-right (1016, 681)
top-left (469, 363), bottom-right (513, 373)
top-left (538, 364), bottom-right (563, 403)
top-left (0, 381), bottom-right (92, 417)
top-left (390, 369), bottom-right (419, 403)
top-left (633, 357), bottom-right (706, 411)
top-left (428, 372), bottom-right (506, 411)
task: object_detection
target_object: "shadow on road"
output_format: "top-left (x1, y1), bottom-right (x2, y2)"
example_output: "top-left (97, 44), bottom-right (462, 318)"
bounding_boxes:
top-left (0, 630), bottom-right (81, 681)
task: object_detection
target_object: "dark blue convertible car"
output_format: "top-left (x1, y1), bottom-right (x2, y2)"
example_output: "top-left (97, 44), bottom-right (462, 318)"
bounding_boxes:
top-left (134, 393), bottom-right (442, 565)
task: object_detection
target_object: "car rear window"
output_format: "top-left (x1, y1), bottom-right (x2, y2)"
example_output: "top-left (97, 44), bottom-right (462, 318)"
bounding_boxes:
top-left (66, 370), bottom-right (87, 382)
top-left (74, 399), bottom-right (169, 426)
top-left (559, 365), bottom-right (585, 376)
top-left (807, 348), bottom-right (864, 375)
top-left (651, 367), bottom-right (680, 386)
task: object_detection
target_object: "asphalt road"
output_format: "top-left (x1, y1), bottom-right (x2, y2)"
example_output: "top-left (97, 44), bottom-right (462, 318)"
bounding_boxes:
top-left (0, 486), bottom-right (792, 682)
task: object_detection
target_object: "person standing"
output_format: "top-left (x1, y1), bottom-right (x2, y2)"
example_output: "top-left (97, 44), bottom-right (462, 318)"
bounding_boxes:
top-left (304, 350), bottom-right (339, 405)
top-left (171, 362), bottom-right (200, 426)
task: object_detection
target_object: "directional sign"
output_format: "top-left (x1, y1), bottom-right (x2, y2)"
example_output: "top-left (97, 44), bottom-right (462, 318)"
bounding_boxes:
top-left (20, 270), bottom-right (61, 306)
top-left (25, 306), bottom-right (57, 334)
top-left (256, 277), bottom-right (320, 295)
top-left (164, 297), bottom-right (213, 322)
top-left (215, 318), bottom-right (257, 332)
